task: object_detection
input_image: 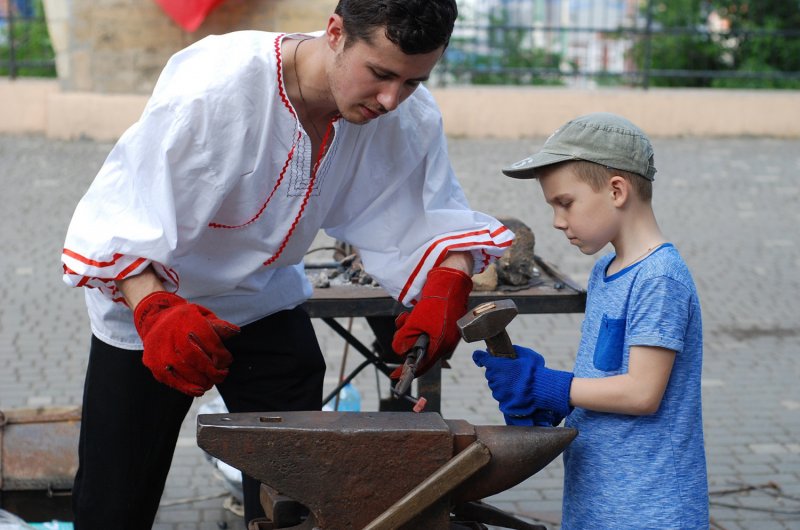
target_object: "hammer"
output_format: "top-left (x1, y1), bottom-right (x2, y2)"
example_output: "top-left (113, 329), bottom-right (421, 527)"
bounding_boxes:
top-left (456, 299), bottom-right (518, 358)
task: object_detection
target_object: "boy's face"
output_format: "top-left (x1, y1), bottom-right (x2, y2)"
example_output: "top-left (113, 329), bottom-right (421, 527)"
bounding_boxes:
top-left (325, 16), bottom-right (443, 124)
top-left (538, 165), bottom-right (620, 256)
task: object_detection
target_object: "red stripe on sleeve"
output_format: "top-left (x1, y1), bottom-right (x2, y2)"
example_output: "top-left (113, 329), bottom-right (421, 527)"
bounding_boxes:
top-left (62, 249), bottom-right (124, 268)
top-left (397, 226), bottom-right (511, 302)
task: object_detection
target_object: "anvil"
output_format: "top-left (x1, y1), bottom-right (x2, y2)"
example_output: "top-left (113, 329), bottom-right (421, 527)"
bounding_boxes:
top-left (198, 411), bottom-right (576, 529)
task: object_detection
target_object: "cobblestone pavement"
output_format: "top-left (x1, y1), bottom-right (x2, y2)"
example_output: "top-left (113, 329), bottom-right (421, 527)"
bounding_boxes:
top-left (1, 133), bottom-right (799, 530)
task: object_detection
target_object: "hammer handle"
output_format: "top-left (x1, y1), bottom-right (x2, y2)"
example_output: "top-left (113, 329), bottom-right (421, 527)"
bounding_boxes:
top-left (485, 331), bottom-right (516, 358)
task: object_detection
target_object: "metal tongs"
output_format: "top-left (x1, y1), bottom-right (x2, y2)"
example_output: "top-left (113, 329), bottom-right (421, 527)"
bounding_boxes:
top-left (391, 334), bottom-right (429, 412)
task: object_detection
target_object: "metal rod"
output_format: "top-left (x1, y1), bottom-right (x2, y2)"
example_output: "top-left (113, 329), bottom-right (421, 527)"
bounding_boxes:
top-left (362, 441), bottom-right (492, 530)
top-left (8, 5), bottom-right (17, 79)
top-left (322, 317), bottom-right (394, 376)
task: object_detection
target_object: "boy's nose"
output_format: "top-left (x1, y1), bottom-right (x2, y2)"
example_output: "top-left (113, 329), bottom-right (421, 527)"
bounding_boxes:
top-left (552, 214), bottom-right (567, 230)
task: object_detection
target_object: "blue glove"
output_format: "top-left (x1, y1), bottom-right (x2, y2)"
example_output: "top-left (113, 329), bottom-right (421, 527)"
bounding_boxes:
top-left (472, 345), bottom-right (575, 419)
top-left (504, 410), bottom-right (565, 427)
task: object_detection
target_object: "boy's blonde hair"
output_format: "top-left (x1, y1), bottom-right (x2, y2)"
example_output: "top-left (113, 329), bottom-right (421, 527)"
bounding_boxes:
top-left (541, 160), bottom-right (653, 202)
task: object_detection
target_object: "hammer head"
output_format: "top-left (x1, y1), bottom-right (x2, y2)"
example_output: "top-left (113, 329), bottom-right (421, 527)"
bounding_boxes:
top-left (457, 299), bottom-right (518, 343)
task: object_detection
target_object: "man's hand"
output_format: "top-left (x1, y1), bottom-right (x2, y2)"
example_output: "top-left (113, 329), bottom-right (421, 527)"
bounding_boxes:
top-left (134, 291), bottom-right (240, 397)
top-left (391, 267), bottom-right (473, 377)
top-left (473, 345), bottom-right (574, 419)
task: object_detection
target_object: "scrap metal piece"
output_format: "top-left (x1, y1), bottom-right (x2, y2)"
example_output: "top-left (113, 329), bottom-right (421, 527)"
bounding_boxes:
top-left (496, 218), bottom-right (537, 287)
top-left (0, 407), bottom-right (80, 492)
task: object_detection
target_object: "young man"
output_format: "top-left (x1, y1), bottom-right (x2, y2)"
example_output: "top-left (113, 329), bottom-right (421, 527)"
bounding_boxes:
top-left (473, 113), bottom-right (709, 529)
top-left (62, 1), bottom-right (513, 527)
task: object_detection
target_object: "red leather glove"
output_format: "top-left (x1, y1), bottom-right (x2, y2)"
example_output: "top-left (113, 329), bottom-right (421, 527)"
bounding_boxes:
top-left (133, 291), bottom-right (240, 397)
top-left (391, 267), bottom-right (472, 377)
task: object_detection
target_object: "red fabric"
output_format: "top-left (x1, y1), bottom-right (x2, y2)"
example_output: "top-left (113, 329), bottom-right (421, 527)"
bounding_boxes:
top-left (134, 291), bottom-right (239, 396)
top-left (153, 0), bottom-right (227, 32)
top-left (391, 267), bottom-right (473, 377)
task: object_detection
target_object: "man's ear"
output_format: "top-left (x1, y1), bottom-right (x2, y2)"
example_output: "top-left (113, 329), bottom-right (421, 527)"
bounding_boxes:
top-left (326, 14), bottom-right (344, 50)
top-left (609, 175), bottom-right (629, 206)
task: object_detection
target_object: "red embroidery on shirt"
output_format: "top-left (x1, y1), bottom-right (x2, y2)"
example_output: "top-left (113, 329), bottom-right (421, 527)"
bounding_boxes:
top-left (262, 124), bottom-right (334, 267)
top-left (275, 34), bottom-right (296, 118)
top-left (208, 138), bottom-right (299, 229)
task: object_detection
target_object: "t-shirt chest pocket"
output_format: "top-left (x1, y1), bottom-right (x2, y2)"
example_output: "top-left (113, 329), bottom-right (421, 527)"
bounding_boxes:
top-left (593, 314), bottom-right (626, 371)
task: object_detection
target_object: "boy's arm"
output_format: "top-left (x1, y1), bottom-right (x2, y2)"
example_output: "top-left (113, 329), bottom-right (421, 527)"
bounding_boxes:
top-left (569, 345), bottom-right (675, 415)
top-left (474, 344), bottom-right (676, 421)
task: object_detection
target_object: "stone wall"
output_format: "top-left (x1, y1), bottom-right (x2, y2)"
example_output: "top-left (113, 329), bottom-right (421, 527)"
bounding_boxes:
top-left (43, 0), bottom-right (336, 94)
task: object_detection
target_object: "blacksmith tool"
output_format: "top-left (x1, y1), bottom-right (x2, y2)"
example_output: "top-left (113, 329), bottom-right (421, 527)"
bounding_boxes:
top-left (459, 299), bottom-right (564, 427)
top-left (396, 391), bottom-right (428, 413)
top-left (457, 299), bottom-right (519, 358)
top-left (391, 333), bottom-right (429, 411)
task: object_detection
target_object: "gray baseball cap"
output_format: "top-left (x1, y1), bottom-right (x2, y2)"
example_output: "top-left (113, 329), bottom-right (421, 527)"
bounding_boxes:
top-left (502, 112), bottom-right (657, 181)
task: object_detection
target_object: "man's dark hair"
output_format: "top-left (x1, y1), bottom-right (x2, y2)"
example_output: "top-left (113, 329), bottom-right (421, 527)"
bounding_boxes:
top-left (334, 0), bottom-right (458, 54)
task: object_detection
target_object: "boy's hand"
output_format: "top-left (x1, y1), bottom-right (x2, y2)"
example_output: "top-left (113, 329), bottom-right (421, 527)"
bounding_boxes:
top-left (504, 410), bottom-right (565, 427)
top-left (472, 345), bottom-right (575, 418)
top-left (392, 267), bottom-right (472, 377)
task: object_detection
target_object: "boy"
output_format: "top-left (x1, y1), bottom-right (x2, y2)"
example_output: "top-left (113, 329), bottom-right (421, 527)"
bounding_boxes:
top-left (473, 112), bottom-right (709, 529)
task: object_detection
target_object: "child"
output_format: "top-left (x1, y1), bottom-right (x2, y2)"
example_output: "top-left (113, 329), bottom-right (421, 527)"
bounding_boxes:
top-left (473, 112), bottom-right (709, 529)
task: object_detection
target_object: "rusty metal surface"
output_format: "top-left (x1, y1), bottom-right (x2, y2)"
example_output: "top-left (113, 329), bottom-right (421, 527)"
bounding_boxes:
top-left (198, 411), bottom-right (576, 530)
top-left (451, 425), bottom-right (577, 503)
top-left (0, 407), bottom-right (80, 491)
top-left (363, 441), bottom-right (491, 530)
top-left (198, 411), bottom-right (454, 530)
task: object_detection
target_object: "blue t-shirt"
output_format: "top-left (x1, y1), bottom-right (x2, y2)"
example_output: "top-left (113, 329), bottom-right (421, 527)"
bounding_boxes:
top-left (561, 244), bottom-right (709, 530)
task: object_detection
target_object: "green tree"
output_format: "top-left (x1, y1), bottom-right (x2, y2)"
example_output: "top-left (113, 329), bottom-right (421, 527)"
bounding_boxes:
top-left (0, 0), bottom-right (57, 78)
top-left (710, 1), bottom-right (800, 88)
top-left (631, 0), bottom-right (800, 88)
top-left (629, 0), bottom-right (727, 87)
top-left (445, 9), bottom-right (565, 86)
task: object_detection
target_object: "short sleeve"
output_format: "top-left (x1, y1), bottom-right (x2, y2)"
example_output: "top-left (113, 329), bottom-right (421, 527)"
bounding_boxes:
top-left (627, 276), bottom-right (692, 353)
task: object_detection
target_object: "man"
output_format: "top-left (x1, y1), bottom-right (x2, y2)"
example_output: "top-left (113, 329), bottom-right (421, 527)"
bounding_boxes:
top-left (61, 0), bottom-right (513, 527)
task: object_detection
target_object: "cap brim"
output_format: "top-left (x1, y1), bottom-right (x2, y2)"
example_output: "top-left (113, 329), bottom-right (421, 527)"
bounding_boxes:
top-left (501, 151), bottom-right (575, 179)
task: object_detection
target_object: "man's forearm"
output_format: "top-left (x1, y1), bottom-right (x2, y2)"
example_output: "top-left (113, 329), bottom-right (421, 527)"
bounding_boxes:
top-left (438, 251), bottom-right (474, 276)
top-left (116, 266), bottom-right (166, 309)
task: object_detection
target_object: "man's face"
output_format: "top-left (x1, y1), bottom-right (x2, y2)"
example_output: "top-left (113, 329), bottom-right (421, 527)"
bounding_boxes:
top-left (538, 165), bottom-right (620, 256)
top-left (325, 16), bottom-right (444, 124)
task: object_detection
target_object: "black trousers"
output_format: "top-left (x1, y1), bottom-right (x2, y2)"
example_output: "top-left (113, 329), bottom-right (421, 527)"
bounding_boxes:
top-left (71, 307), bottom-right (326, 530)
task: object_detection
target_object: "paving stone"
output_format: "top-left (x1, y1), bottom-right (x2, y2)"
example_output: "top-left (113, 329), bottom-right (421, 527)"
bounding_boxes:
top-left (2, 134), bottom-right (799, 528)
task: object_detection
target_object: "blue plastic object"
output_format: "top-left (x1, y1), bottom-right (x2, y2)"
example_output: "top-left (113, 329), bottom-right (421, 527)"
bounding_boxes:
top-left (323, 383), bottom-right (362, 412)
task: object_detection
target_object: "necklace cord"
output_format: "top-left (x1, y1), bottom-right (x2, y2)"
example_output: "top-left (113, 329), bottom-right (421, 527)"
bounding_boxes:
top-left (620, 242), bottom-right (664, 270)
top-left (293, 38), bottom-right (324, 142)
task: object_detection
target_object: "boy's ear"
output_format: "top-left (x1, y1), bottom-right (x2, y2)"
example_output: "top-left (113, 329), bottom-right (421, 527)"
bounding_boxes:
top-left (609, 175), bottom-right (629, 206)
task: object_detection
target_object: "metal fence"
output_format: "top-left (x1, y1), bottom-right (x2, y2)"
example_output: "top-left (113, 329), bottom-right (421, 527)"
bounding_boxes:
top-left (0, 0), bottom-right (56, 78)
top-left (3, 0), bottom-right (799, 89)
top-left (433, 0), bottom-right (800, 89)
